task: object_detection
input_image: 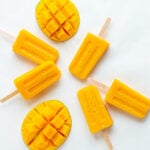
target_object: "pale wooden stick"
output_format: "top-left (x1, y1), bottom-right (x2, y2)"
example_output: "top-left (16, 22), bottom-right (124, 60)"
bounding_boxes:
top-left (98, 17), bottom-right (111, 37)
top-left (0, 90), bottom-right (19, 103)
top-left (101, 130), bottom-right (113, 150)
top-left (0, 28), bottom-right (15, 42)
top-left (87, 78), bottom-right (109, 94)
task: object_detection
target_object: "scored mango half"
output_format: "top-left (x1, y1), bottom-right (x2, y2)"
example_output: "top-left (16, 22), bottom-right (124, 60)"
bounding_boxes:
top-left (21, 100), bottom-right (72, 150)
top-left (36, 0), bottom-right (80, 42)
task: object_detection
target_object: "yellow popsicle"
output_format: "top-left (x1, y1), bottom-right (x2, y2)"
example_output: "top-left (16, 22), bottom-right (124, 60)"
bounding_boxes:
top-left (21, 100), bottom-right (72, 150)
top-left (77, 85), bottom-right (113, 133)
top-left (36, 0), bottom-right (80, 42)
top-left (13, 29), bottom-right (59, 64)
top-left (105, 79), bottom-right (150, 119)
top-left (14, 60), bottom-right (61, 99)
top-left (69, 32), bottom-right (109, 80)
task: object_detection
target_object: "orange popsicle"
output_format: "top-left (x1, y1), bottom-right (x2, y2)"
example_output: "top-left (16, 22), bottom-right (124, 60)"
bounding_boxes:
top-left (105, 79), bottom-right (150, 119)
top-left (0, 61), bottom-right (61, 102)
top-left (69, 17), bottom-right (110, 80)
top-left (13, 29), bottom-right (59, 64)
top-left (0, 29), bottom-right (59, 64)
top-left (78, 85), bottom-right (113, 149)
top-left (88, 78), bottom-right (150, 119)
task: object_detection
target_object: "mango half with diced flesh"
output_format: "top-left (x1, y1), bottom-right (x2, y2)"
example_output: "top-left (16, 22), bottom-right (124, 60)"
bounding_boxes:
top-left (36, 0), bottom-right (80, 42)
top-left (21, 100), bottom-right (72, 150)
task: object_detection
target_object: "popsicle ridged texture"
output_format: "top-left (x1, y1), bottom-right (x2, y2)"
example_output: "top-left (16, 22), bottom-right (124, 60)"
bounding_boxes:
top-left (78, 85), bottom-right (113, 133)
top-left (22, 100), bottom-right (72, 150)
top-left (105, 79), bottom-right (150, 119)
top-left (13, 29), bottom-right (59, 64)
top-left (36, 0), bottom-right (80, 41)
top-left (69, 33), bottom-right (109, 80)
top-left (14, 61), bottom-right (61, 99)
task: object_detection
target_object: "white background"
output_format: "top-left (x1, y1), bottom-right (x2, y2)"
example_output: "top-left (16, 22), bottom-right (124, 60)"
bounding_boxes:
top-left (0, 0), bottom-right (150, 150)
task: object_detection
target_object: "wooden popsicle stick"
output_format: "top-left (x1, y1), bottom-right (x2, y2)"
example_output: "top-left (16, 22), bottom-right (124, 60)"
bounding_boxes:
top-left (101, 130), bottom-right (113, 150)
top-left (0, 28), bottom-right (15, 42)
top-left (98, 17), bottom-right (111, 37)
top-left (87, 77), bottom-right (109, 94)
top-left (0, 89), bottom-right (19, 103)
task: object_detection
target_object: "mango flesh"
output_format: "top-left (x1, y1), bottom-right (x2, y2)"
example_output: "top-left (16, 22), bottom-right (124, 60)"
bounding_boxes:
top-left (36, 0), bottom-right (80, 42)
top-left (21, 100), bottom-right (72, 150)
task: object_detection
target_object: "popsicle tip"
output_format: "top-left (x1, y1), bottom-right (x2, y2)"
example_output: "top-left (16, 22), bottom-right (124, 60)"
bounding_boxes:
top-left (87, 77), bottom-right (92, 83)
top-left (106, 17), bottom-right (111, 22)
top-left (0, 90), bottom-right (19, 103)
top-left (87, 78), bottom-right (109, 94)
top-left (98, 17), bottom-right (111, 37)
top-left (101, 130), bottom-right (113, 150)
top-left (0, 28), bottom-right (15, 42)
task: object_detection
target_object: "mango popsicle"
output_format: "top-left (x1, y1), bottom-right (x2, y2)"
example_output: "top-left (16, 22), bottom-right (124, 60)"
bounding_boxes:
top-left (77, 85), bottom-right (113, 150)
top-left (69, 17), bottom-right (110, 80)
top-left (88, 78), bottom-right (150, 119)
top-left (0, 29), bottom-right (59, 64)
top-left (0, 61), bottom-right (61, 102)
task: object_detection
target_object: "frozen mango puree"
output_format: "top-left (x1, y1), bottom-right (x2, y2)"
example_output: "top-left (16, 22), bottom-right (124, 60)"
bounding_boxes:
top-left (105, 79), bottom-right (150, 119)
top-left (69, 33), bottom-right (109, 80)
top-left (14, 61), bottom-right (61, 99)
top-left (78, 85), bottom-right (113, 133)
top-left (13, 29), bottom-right (59, 64)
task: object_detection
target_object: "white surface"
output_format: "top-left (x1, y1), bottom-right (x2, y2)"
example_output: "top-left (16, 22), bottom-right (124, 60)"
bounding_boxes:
top-left (0, 0), bottom-right (150, 150)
